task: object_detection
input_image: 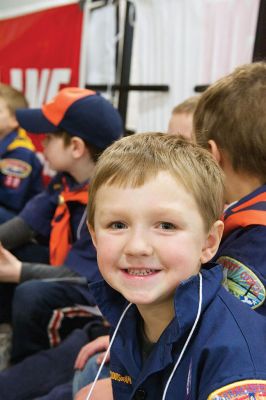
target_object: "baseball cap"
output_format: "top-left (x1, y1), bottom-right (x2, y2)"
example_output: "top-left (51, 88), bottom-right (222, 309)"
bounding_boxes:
top-left (16, 87), bottom-right (123, 150)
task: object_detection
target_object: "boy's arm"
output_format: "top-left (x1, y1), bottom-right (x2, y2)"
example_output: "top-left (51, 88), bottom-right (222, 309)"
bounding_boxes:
top-left (0, 243), bottom-right (82, 283)
top-left (0, 216), bottom-right (35, 249)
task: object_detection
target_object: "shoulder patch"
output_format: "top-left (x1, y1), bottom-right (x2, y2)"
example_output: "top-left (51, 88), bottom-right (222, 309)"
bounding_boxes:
top-left (0, 158), bottom-right (32, 178)
top-left (217, 256), bottom-right (265, 309)
top-left (207, 379), bottom-right (266, 399)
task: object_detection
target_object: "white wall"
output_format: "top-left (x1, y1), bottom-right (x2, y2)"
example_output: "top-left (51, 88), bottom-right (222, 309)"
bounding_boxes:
top-left (126, 0), bottom-right (260, 132)
top-left (0, 0), bottom-right (260, 132)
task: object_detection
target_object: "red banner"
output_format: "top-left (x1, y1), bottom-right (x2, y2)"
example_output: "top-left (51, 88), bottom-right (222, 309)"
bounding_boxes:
top-left (0, 3), bottom-right (83, 106)
top-left (0, 3), bottom-right (84, 181)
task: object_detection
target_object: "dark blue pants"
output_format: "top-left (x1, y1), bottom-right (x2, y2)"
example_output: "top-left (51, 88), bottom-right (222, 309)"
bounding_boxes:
top-left (0, 244), bottom-right (50, 324)
top-left (0, 328), bottom-right (88, 400)
top-left (0, 321), bottom-right (109, 400)
top-left (11, 280), bottom-right (94, 362)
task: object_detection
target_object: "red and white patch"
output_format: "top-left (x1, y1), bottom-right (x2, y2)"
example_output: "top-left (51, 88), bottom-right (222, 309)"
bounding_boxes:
top-left (208, 380), bottom-right (266, 399)
top-left (3, 175), bottom-right (21, 188)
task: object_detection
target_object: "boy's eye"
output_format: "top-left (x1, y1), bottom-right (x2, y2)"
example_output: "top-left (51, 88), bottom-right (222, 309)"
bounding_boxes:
top-left (158, 222), bottom-right (176, 230)
top-left (109, 221), bottom-right (127, 230)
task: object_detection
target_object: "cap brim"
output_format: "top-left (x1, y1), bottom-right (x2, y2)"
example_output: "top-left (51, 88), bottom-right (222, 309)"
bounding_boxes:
top-left (16, 108), bottom-right (58, 134)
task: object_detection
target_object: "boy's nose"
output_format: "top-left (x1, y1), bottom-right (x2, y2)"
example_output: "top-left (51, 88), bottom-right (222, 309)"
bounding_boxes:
top-left (124, 229), bottom-right (153, 256)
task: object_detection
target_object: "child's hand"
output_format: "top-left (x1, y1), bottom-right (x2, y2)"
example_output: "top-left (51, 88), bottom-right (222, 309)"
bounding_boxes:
top-left (74, 378), bottom-right (113, 400)
top-left (74, 335), bottom-right (110, 370)
top-left (0, 243), bottom-right (22, 282)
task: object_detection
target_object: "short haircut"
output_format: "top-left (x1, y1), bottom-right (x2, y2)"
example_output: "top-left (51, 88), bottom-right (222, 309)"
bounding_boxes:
top-left (88, 132), bottom-right (224, 231)
top-left (194, 62), bottom-right (266, 180)
top-left (0, 83), bottom-right (28, 115)
top-left (52, 131), bottom-right (102, 162)
top-left (172, 96), bottom-right (200, 115)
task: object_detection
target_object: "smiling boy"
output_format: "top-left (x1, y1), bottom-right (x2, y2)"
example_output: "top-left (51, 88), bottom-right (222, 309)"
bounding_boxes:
top-left (84, 133), bottom-right (266, 400)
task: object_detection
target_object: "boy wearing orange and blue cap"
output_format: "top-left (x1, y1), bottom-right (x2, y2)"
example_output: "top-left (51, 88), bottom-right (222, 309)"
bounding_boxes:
top-left (0, 87), bottom-right (123, 362)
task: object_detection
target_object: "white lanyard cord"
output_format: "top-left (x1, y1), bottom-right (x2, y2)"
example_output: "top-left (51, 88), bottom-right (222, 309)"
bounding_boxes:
top-left (162, 272), bottom-right (203, 400)
top-left (85, 302), bottom-right (133, 400)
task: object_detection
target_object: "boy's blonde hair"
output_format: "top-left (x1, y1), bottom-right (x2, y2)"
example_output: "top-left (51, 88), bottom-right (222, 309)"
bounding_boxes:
top-left (194, 62), bottom-right (266, 180)
top-left (0, 83), bottom-right (28, 115)
top-left (88, 133), bottom-right (224, 231)
top-left (172, 95), bottom-right (200, 115)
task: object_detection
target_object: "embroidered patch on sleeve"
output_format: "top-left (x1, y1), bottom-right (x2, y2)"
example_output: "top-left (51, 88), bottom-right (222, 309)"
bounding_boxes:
top-left (218, 256), bottom-right (265, 309)
top-left (0, 159), bottom-right (32, 179)
top-left (207, 380), bottom-right (266, 399)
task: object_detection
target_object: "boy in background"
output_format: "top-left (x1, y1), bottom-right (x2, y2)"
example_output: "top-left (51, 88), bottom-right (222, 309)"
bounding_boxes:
top-left (167, 95), bottom-right (199, 140)
top-left (0, 83), bottom-right (43, 223)
top-left (0, 87), bottom-right (123, 362)
top-left (194, 61), bottom-right (266, 316)
top-left (78, 132), bottom-right (266, 399)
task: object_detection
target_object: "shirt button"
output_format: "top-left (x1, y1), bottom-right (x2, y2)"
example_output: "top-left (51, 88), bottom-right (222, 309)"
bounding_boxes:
top-left (133, 388), bottom-right (147, 400)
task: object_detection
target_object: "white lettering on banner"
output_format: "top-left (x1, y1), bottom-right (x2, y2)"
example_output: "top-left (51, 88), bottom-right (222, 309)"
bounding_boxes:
top-left (10, 68), bottom-right (72, 107)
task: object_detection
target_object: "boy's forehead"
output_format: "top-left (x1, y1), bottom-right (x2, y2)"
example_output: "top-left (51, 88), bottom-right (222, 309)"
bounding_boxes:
top-left (94, 171), bottom-right (194, 202)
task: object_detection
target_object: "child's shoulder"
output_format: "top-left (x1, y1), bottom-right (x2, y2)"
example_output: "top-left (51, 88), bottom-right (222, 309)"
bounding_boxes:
top-left (205, 285), bottom-right (266, 352)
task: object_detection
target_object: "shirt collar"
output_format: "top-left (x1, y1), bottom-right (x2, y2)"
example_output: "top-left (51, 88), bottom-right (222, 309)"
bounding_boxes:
top-left (90, 263), bottom-right (223, 345)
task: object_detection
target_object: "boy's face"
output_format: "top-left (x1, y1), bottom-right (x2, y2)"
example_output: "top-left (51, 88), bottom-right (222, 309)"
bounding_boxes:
top-left (0, 97), bottom-right (18, 138)
top-left (89, 171), bottom-right (221, 312)
top-left (43, 133), bottom-right (72, 172)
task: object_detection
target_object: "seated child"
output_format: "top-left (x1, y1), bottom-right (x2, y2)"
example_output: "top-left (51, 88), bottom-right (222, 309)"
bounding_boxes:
top-left (82, 133), bottom-right (266, 399)
top-left (75, 63), bottom-right (266, 398)
top-left (194, 61), bottom-right (266, 316)
top-left (167, 95), bottom-right (199, 140)
top-left (0, 87), bottom-right (123, 362)
top-left (0, 83), bottom-right (43, 223)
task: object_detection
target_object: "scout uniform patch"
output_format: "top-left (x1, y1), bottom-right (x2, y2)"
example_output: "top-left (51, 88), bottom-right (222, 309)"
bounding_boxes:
top-left (0, 158), bottom-right (32, 188)
top-left (208, 380), bottom-right (266, 399)
top-left (218, 256), bottom-right (265, 309)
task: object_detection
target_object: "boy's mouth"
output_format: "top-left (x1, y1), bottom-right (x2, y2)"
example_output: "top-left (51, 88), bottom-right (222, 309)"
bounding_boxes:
top-left (126, 268), bottom-right (158, 276)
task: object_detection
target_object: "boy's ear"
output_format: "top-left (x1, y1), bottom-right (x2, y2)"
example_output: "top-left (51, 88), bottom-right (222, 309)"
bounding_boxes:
top-left (87, 221), bottom-right (97, 248)
top-left (71, 137), bottom-right (86, 158)
top-left (200, 220), bottom-right (224, 264)
top-left (208, 140), bottom-right (221, 164)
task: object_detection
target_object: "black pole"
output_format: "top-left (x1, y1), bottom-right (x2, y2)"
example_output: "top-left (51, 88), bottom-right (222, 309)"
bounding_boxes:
top-left (253, 0), bottom-right (266, 61)
top-left (117, 1), bottom-right (135, 126)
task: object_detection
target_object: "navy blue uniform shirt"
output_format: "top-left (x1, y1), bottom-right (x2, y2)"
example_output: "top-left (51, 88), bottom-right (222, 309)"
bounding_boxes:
top-left (215, 184), bottom-right (266, 316)
top-left (0, 130), bottom-right (43, 212)
top-left (20, 172), bottom-right (101, 283)
top-left (90, 265), bottom-right (266, 399)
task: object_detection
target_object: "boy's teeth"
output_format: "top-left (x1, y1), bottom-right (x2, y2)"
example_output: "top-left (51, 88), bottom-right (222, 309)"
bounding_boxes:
top-left (127, 269), bottom-right (156, 276)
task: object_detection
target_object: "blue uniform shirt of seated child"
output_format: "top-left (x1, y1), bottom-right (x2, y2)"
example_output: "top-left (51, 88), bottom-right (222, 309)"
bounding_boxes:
top-left (86, 133), bottom-right (266, 400)
top-left (0, 83), bottom-right (43, 223)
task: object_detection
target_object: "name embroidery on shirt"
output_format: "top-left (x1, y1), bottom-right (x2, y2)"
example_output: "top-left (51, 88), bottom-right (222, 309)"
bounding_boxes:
top-left (110, 370), bottom-right (132, 385)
